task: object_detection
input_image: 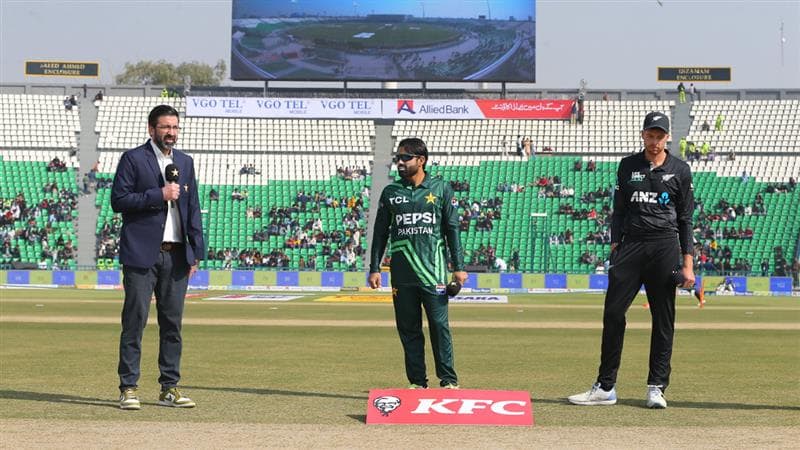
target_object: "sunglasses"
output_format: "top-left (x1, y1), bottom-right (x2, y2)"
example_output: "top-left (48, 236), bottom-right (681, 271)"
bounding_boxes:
top-left (393, 154), bottom-right (419, 163)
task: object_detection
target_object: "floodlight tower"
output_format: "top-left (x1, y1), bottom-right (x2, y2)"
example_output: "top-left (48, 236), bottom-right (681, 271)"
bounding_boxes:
top-left (418, 1), bottom-right (426, 18)
top-left (353, 1), bottom-right (359, 17)
top-left (486, 0), bottom-right (491, 20)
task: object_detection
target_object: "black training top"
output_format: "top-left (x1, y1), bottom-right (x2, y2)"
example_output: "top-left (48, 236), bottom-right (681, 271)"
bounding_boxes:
top-left (611, 150), bottom-right (694, 255)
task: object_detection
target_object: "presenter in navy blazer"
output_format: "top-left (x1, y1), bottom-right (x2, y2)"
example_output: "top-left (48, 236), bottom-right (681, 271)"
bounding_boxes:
top-left (111, 104), bottom-right (204, 410)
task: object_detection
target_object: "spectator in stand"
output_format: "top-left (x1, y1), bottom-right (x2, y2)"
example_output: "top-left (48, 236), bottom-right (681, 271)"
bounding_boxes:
top-left (689, 83), bottom-right (696, 101)
top-left (715, 114), bottom-right (724, 131)
top-left (209, 189), bottom-right (219, 201)
top-left (509, 249), bottom-right (520, 272)
top-left (587, 159), bottom-right (596, 172)
top-left (574, 159), bottom-right (583, 171)
top-left (701, 120), bottom-right (711, 132)
top-left (678, 137), bottom-right (687, 159)
top-left (677, 82), bottom-right (686, 104)
top-left (523, 137), bottom-right (535, 160)
top-left (700, 142), bottom-right (711, 160)
top-left (64, 97), bottom-right (73, 111)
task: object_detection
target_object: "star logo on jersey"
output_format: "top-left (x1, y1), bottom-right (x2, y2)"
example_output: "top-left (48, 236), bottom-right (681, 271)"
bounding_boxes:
top-left (424, 192), bottom-right (437, 204)
top-left (392, 287), bottom-right (398, 298)
top-left (170, 169), bottom-right (179, 178)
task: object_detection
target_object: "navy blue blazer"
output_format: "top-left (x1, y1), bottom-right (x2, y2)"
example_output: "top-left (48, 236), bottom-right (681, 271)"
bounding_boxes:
top-left (111, 140), bottom-right (204, 269)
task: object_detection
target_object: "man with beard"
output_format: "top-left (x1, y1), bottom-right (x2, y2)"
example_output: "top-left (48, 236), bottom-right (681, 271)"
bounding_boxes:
top-left (368, 138), bottom-right (468, 389)
top-left (111, 105), bottom-right (204, 410)
top-left (568, 112), bottom-right (695, 409)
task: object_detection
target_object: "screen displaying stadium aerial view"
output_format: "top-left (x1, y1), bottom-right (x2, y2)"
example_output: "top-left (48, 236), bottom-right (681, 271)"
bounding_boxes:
top-left (231, 0), bottom-right (535, 82)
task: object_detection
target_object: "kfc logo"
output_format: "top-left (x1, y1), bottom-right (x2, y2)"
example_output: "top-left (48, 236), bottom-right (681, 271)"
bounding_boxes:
top-left (411, 398), bottom-right (527, 415)
top-left (367, 389), bottom-right (533, 426)
top-left (373, 396), bottom-right (401, 416)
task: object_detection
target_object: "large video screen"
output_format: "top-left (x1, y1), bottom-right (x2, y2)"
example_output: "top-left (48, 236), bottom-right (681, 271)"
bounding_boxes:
top-left (231, 0), bottom-right (535, 82)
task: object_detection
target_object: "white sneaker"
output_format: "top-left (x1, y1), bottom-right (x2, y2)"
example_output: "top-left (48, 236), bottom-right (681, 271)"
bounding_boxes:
top-left (646, 385), bottom-right (667, 409)
top-left (568, 382), bottom-right (617, 406)
top-left (119, 387), bottom-right (140, 410)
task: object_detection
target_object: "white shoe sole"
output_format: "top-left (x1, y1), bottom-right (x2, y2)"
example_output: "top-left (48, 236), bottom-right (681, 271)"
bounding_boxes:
top-left (646, 401), bottom-right (667, 409)
top-left (568, 399), bottom-right (617, 406)
top-left (120, 403), bottom-right (140, 410)
top-left (158, 400), bottom-right (196, 408)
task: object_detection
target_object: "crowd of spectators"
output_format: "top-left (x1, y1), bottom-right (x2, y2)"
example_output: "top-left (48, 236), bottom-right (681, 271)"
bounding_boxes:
top-left (206, 247), bottom-right (293, 269)
top-left (239, 164), bottom-right (261, 176)
top-left (450, 180), bottom-right (470, 192)
top-left (97, 216), bottom-right (121, 260)
top-left (2, 187), bottom-right (78, 268)
top-left (47, 157), bottom-right (68, 172)
top-left (457, 197), bottom-right (502, 232)
top-left (336, 166), bottom-right (369, 181)
top-left (764, 177), bottom-right (796, 194)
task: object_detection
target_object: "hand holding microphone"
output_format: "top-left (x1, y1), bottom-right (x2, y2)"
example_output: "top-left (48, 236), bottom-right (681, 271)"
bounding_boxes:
top-left (162, 163), bottom-right (180, 203)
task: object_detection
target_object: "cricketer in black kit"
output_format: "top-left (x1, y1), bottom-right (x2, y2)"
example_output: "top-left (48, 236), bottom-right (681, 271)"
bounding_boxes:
top-left (569, 111), bottom-right (695, 409)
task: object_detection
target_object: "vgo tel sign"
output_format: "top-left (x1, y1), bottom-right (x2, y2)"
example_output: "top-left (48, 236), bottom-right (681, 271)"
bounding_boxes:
top-left (186, 97), bottom-right (380, 118)
top-left (366, 389), bottom-right (533, 426)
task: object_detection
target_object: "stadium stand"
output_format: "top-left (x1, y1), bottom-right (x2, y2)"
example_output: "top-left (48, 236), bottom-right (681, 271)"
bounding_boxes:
top-left (687, 100), bottom-right (800, 154)
top-left (93, 96), bottom-right (375, 270)
top-left (393, 100), bottom-right (674, 154)
top-left (1, 89), bottom-right (797, 281)
top-left (0, 149), bottom-right (80, 269)
top-left (0, 94), bottom-right (80, 149)
top-left (391, 98), bottom-right (799, 274)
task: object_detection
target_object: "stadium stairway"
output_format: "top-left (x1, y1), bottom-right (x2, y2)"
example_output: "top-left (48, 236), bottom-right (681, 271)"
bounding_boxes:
top-left (364, 122), bottom-right (395, 269)
top-left (76, 97), bottom-right (100, 267)
top-left (670, 100), bottom-right (692, 158)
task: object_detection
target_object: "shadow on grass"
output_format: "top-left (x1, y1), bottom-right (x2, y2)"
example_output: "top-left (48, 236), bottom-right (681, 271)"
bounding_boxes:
top-left (532, 397), bottom-right (800, 411)
top-left (184, 385), bottom-right (368, 401)
top-left (347, 414), bottom-right (367, 423)
top-left (0, 389), bottom-right (117, 408)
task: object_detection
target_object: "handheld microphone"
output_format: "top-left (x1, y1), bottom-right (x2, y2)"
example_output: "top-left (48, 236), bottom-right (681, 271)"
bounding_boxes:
top-left (165, 163), bottom-right (179, 207)
top-left (446, 280), bottom-right (462, 297)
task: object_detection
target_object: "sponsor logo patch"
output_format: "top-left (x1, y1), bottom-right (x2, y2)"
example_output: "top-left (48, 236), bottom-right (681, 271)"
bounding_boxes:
top-left (450, 295), bottom-right (509, 304)
top-left (367, 389), bottom-right (533, 426)
top-left (204, 294), bottom-right (304, 301)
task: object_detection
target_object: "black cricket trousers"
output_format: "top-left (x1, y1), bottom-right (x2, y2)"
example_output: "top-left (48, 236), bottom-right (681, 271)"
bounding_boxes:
top-left (597, 238), bottom-right (680, 391)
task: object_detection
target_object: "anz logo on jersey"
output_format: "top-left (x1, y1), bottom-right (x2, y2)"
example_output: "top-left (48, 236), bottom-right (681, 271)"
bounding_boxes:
top-left (630, 191), bottom-right (671, 206)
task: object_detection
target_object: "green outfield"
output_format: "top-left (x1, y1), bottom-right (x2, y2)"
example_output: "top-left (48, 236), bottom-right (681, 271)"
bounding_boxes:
top-left (289, 21), bottom-right (462, 49)
top-left (1, 289), bottom-right (798, 446)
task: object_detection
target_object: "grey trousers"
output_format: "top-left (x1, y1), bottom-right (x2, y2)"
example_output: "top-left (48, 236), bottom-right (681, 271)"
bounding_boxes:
top-left (118, 249), bottom-right (189, 391)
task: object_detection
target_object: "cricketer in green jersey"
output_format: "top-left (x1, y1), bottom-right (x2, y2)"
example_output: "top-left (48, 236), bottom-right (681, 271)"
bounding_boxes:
top-left (369, 137), bottom-right (468, 389)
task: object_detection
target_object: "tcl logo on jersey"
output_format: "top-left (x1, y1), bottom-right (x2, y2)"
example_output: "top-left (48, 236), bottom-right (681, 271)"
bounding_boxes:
top-left (366, 389), bottom-right (534, 426)
top-left (631, 191), bottom-right (658, 203)
top-left (388, 196), bottom-right (409, 205)
top-left (395, 212), bottom-right (437, 225)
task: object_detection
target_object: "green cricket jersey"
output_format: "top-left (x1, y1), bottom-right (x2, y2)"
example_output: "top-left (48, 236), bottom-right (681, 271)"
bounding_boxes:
top-left (369, 174), bottom-right (465, 286)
